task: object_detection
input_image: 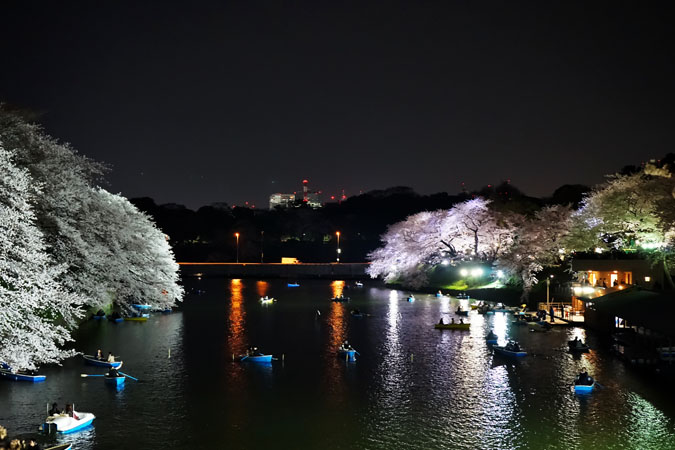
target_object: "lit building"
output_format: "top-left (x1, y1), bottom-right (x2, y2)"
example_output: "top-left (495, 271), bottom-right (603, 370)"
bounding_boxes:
top-left (306, 192), bottom-right (321, 208)
top-left (269, 193), bottom-right (296, 209)
top-left (269, 179), bottom-right (323, 209)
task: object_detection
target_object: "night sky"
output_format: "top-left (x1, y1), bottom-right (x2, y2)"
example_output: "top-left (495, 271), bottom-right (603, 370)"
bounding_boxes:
top-left (1, 2), bottom-right (673, 209)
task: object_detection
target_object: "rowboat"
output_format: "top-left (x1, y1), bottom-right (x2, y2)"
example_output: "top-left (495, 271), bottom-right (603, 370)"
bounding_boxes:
top-left (493, 345), bottom-right (527, 357)
top-left (337, 346), bottom-right (357, 360)
top-left (41, 412), bottom-right (95, 434)
top-left (92, 315), bottom-right (105, 320)
top-left (131, 304), bottom-right (152, 310)
top-left (485, 331), bottom-right (498, 344)
top-left (104, 373), bottom-right (125, 386)
top-left (260, 297), bottom-right (276, 304)
top-left (45, 444), bottom-right (73, 450)
top-left (331, 296), bottom-right (349, 302)
top-left (83, 355), bottom-right (122, 368)
top-left (528, 321), bottom-right (552, 332)
top-left (568, 340), bottom-right (590, 352)
top-left (350, 310), bottom-right (364, 318)
top-left (0, 368), bottom-right (46, 382)
top-left (574, 376), bottom-right (595, 393)
top-left (657, 346), bottom-right (675, 359)
top-left (470, 304), bottom-right (479, 310)
top-left (287, 283), bottom-right (300, 287)
top-left (406, 296), bottom-right (415, 302)
top-left (239, 354), bottom-right (273, 363)
top-left (355, 281), bottom-right (364, 287)
top-left (434, 323), bottom-right (470, 330)
top-left (107, 315), bottom-right (123, 323)
top-left (124, 315), bottom-right (148, 322)
top-left (455, 309), bottom-right (468, 316)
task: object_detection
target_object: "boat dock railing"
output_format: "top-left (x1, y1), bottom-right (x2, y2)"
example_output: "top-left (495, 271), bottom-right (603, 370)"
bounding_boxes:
top-left (537, 302), bottom-right (585, 323)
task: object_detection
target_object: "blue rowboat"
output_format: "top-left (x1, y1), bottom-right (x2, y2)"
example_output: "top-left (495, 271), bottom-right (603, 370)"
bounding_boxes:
top-left (407, 296), bottom-right (415, 302)
top-left (83, 355), bottom-right (122, 368)
top-left (92, 315), bottom-right (104, 320)
top-left (239, 354), bottom-right (273, 363)
top-left (287, 283), bottom-right (300, 287)
top-left (104, 374), bottom-right (125, 386)
top-left (0, 368), bottom-right (46, 382)
top-left (131, 304), bottom-right (152, 310)
top-left (337, 347), bottom-right (357, 360)
top-left (45, 444), bottom-right (73, 450)
top-left (493, 345), bottom-right (527, 357)
top-left (42, 412), bottom-right (95, 434)
top-left (574, 379), bottom-right (595, 394)
top-left (107, 316), bottom-right (123, 323)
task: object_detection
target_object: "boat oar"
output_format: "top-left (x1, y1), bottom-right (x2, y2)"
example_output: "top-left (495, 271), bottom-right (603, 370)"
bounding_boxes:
top-left (81, 374), bottom-right (105, 377)
top-left (119, 371), bottom-right (138, 381)
top-left (239, 355), bottom-right (248, 362)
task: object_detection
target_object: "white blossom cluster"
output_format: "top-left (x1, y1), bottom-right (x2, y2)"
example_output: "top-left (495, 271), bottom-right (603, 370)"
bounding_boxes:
top-left (368, 168), bottom-right (675, 291)
top-left (0, 107), bottom-right (184, 369)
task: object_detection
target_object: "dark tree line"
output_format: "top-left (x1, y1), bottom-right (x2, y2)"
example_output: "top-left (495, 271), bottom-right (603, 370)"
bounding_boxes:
top-left (131, 183), bottom-right (589, 263)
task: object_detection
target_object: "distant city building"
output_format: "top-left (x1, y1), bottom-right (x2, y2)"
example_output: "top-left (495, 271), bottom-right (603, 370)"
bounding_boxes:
top-left (269, 179), bottom-right (323, 209)
top-left (306, 192), bottom-right (321, 208)
top-left (269, 193), bottom-right (296, 209)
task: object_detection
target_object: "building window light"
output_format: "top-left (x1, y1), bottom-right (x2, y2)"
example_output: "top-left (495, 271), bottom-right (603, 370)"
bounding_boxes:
top-left (645, 276), bottom-right (651, 282)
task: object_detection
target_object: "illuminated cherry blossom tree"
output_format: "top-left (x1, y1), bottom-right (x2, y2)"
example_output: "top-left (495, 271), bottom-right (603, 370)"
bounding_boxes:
top-left (367, 198), bottom-right (520, 287)
top-left (0, 146), bottom-right (84, 370)
top-left (0, 106), bottom-right (183, 311)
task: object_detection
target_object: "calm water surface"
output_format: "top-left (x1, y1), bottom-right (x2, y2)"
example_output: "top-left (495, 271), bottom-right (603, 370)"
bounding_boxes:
top-left (2, 278), bottom-right (675, 449)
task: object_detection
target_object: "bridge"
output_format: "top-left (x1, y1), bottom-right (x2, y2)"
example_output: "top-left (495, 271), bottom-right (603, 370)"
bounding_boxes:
top-left (178, 262), bottom-right (370, 279)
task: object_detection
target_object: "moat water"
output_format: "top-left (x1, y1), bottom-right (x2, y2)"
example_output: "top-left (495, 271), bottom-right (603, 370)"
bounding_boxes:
top-left (2, 278), bottom-right (675, 449)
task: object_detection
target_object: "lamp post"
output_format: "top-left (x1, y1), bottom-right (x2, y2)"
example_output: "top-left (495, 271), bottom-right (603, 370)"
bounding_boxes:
top-left (547, 274), bottom-right (554, 314)
top-left (336, 231), bottom-right (341, 263)
top-left (235, 232), bottom-right (240, 263)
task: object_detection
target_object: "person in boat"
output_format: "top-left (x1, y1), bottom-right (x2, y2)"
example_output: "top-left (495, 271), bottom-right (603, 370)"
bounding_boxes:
top-left (48, 402), bottom-right (60, 416)
top-left (459, 318), bottom-right (464, 324)
top-left (577, 370), bottom-right (592, 385)
top-left (487, 331), bottom-right (497, 340)
top-left (25, 438), bottom-right (40, 449)
top-left (95, 309), bottom-right (105, 317)
top-left (65, 404), bottom-right (76, 418)
top-left (572, 337), bottom-right (580, 348)
top-left (451, 318), bottom-right (455, 324)
top-left (96, 349), bottom-right (103, 360)
top-left (107, 352), bottom-right (115, 363)
top-left (438, 317), bottom-right (444, 325)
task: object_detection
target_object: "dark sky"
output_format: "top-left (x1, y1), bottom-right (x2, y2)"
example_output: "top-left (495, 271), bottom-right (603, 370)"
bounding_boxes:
top-left (1, 1), bottom-right (673, 209)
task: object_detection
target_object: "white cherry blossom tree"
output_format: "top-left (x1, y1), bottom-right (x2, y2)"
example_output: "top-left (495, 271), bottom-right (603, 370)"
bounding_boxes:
top-left (0, 146), bottom-right (84, 370)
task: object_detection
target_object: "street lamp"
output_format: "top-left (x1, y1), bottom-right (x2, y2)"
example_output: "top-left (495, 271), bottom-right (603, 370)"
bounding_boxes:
top-left (336, 231), bottom-right (341, 263)
top-left (235, 232), bottom-right (240, 263)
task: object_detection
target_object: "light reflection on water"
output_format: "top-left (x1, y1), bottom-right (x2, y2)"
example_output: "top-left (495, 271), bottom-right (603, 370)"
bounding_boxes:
top-left (2, 279), bottom-right (675, 449)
